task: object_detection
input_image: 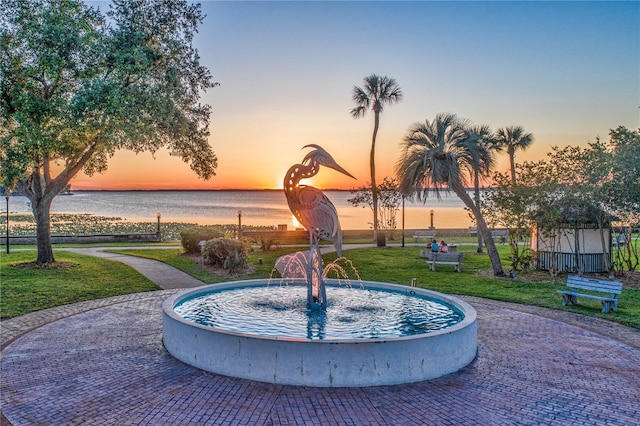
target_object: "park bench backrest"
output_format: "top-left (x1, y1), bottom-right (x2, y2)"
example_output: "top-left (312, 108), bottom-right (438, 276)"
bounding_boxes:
top-left (413, 231), bottom-right (436, 240)
top-left (433, 252), bottom-right (464, 261)
top-left (566, 275), bottom-right (622, 295)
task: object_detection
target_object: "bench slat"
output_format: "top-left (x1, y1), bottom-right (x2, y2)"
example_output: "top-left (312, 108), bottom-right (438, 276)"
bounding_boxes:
top-left (413, 231), bottom-right (436, 241)
top-left (567, 285), bottom-right (622, 295)
top-left (557, 291), bottom-right (617, 302)
top-left (419, 251), bottom-right (464, 261)
top-left (566, 276), bottom-right (622, 294)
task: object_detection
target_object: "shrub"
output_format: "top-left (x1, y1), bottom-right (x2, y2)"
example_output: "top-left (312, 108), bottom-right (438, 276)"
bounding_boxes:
top-left (180, 226), bottom-right (226, 254)
top-left (201, 238), bottom-right (249, 272)
top-left (252, 233), bottom-right (279, 251)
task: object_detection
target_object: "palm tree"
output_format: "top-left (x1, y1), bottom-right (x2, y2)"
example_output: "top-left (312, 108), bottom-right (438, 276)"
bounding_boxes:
top-left (351, 74), bottom-right (403, 238)
top-left (494, 125), bottom-right (534, 185)
top-left (395, 113), bottom-right (505, 276)
top-left (469, 124), bottom-right (500, 253)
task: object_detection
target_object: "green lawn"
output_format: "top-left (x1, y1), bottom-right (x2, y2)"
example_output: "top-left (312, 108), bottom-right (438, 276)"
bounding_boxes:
top-left (111, 245), bottom-right (640, 329)
top-left (0, 250), bottom-right (159, 319)
top-left (2, 245), bottom-right (639, 330)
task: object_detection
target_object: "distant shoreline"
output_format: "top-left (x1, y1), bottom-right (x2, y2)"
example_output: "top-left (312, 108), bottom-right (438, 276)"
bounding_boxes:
top-left (62, 188), bottom-right (487, 193)
top-left (64, 188), bottom-right (331, 193)
top-left (6, 189), bottom-right (474, 229)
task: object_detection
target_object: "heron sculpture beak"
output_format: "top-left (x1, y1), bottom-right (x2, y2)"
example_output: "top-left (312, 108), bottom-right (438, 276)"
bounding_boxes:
top-left (302, 144), bottom-right (356, 180)
top-left (327, 161), bottom-right (356, 180)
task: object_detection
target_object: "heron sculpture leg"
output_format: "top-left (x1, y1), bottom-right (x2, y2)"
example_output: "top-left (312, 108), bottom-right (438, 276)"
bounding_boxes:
top-left (307, 233), bottom-right (326, 310)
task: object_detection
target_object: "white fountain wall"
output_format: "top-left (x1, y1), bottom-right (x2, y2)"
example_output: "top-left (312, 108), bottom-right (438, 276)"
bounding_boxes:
top-left (163, 279), bottom-right (477, 387)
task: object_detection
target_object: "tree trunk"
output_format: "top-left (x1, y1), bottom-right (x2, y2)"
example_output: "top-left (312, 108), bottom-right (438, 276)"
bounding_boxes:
top-left (573, 224), bottom-right (582, 275)
top-left (32, 195), bottom-right (55, 263)
top-left (455, 187), bottom-right (504, 276)
top-left (370, 111), bottom-right (380, 239)
top-left (509, 150), bottom-right (517, 186)
top-left (473, 171), bottom-right (484, 253)
top-left (19, 146), bottom-right (95, 264)
top-left (598, 225), bottom-right (611, 274)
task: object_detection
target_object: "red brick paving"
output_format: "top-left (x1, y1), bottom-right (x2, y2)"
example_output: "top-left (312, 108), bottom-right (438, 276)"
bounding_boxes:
top-left (1, 291), bottom-right (639, 425)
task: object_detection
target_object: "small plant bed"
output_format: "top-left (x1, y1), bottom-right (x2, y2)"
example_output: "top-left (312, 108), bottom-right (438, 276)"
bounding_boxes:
top-left (182, 252), bottom-right (255, 277)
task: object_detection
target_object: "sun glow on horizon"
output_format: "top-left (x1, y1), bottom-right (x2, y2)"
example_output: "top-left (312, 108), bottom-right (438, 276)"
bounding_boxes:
top-left (291, 215), bottom-right (302, 229)
top-left (12, 1), bottom-right (635, 194)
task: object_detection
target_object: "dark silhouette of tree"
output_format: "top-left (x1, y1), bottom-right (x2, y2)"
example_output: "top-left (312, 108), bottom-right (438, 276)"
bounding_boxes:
top-left (351, 74), bottom-right (402, 238)
top-left (468, 124), bottom-right (500, 253)
top-left (396, 113), bottom-right (504, 276)
top-left (494, 125), bottom-right (534, 185)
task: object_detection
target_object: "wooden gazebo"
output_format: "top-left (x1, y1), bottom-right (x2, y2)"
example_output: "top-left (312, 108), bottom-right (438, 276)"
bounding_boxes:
top-left (530, 202), bottom-right (613, 274)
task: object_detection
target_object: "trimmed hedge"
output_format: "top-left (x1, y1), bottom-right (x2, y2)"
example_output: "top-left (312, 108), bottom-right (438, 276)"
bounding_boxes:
top-left (179, 226), bottom-right (226, 253)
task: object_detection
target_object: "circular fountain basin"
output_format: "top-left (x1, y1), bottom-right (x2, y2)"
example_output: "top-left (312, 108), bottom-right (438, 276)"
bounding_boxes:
top-left (163, 279), bottom-right (477, 387)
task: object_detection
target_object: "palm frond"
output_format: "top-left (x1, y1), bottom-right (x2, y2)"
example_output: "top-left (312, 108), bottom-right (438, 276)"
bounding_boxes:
top-left (350, 105), bottom-right (366, 119)
top-left (352, 74), bottom-right (403, 118)
top-left (495, 125), bottom-right (534, 152)
top-left (396, 113), bottom-right (493, 199)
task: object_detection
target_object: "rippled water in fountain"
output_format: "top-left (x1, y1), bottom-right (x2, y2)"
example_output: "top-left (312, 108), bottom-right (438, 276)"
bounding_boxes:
top-left (174, 283), bottom-right (464, 340)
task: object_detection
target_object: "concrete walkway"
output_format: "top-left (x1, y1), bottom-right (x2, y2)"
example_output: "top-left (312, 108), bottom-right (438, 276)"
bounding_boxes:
top-left (2, 248), bottom-right (640, 425)
top-left (62, 247), bottom-right (206, 289)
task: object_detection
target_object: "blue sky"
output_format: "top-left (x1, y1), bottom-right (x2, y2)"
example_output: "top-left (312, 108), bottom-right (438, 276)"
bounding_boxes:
top-left (78, 1), bottom-right (639, 189)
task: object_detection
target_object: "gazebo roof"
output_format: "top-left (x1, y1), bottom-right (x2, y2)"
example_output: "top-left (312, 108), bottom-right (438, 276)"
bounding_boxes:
top-left (531, 198), bottom-right (615, 227)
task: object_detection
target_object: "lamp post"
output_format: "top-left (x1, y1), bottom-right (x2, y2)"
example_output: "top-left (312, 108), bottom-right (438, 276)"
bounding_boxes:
top-left (237, 210), bottom-right (242, 239)
top-left (401, 196), bottom-right (405, 247)
top-left (429, 209), bottom-right (435, 230)
top-left (5, 195), bottom-right (9, 254)
top-left (156, 212), bottom-right (161, 240)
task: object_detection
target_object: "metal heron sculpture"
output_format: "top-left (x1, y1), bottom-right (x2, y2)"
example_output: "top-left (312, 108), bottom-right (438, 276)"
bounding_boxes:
top-left (284, 144), bottom-right (355, 309)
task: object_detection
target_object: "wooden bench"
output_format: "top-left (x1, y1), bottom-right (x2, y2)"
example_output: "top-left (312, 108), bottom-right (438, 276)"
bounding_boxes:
top-left (419, 250), bottom-right (465, 272)
top-left (412, 231), bottom-right (436, 242)
top-left (558, 275), bottom-right (623, 313)
top-left (469, 228), bottom-right (508, 241)
top-left (491, 229), bottom-right (509, 243)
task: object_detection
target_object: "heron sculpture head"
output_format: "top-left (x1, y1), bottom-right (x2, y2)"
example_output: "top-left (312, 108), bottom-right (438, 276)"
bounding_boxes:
top-left (302, 144), bottom-right (356, 180)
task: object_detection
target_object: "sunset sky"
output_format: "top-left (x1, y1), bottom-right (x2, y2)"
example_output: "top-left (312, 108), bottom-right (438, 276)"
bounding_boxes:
top-left (72, 0), bottom-right (639, 191)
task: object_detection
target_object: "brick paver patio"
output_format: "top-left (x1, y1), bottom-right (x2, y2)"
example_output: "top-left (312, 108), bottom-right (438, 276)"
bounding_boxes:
top-left (2, 288), bottom-right (639, 425)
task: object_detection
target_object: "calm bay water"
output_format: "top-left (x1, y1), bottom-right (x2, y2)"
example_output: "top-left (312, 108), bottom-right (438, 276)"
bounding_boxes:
top-left (6, 190), bottom-right (473, 230)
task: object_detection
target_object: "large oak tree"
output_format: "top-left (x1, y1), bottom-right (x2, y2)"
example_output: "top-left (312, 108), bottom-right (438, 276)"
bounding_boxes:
top-left (0, 0), bottom-right (218, 263)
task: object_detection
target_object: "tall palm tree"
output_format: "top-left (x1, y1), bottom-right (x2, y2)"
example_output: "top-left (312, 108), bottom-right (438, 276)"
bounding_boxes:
top-left (494, 125), bottom-right (534, 185)
top-left (395, 113), bottom-right (505, 276)
top-left (351, 74), bottom-right (403, 238)
top-left (469, 124), bottom-right (500, 253)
